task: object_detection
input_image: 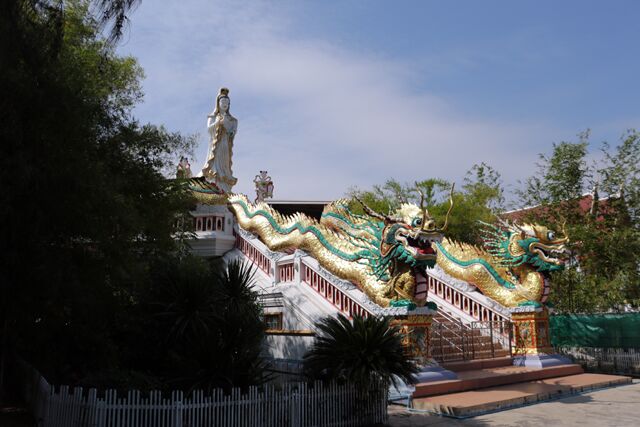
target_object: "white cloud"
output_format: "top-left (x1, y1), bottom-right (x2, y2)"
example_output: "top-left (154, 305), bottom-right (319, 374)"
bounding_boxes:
top-left (119, 0), bottom-right (567, 200)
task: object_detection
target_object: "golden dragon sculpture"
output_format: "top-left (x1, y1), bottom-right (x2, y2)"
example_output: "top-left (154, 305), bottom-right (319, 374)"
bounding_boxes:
top-left (228, 193), bottom-right (454, 308)
top-left (435, 219), bottom-right (569, 307)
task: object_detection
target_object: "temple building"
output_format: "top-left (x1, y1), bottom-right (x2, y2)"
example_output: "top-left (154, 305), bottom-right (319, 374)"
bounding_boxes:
top-left (176, 87), bottom-right (631, 414)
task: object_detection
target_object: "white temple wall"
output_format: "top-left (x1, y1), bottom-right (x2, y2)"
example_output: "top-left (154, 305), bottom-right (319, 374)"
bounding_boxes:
top-left (187, 204), bottom-right (236, 257)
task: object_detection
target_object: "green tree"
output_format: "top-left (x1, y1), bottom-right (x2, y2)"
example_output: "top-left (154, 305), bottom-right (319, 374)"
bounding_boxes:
top-left (0, 0), bottom-right (194, 394)
top-left (347, 163), bottom-right (504, 243)
top-left (516, 131), bottom-right (640, 312)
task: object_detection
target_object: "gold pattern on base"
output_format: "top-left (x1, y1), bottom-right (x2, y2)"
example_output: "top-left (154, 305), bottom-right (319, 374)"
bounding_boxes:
top-left (511, 308), bottom-right (552, 355)
top-left (391, 315), bottom-right (433, 365)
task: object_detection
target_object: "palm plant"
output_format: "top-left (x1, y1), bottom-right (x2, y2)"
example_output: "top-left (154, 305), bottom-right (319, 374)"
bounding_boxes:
top-left (303, 314), bottom-right (418, 390)
top-left (151, 256), bottom-right (217, 348)
top-left (148, 257), bottom-right (266, 391)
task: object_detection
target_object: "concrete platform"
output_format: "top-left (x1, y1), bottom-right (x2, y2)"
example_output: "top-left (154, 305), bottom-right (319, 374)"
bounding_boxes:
top-left (411, 373), bottom-right (632, 418)
top-left (413, 364), bottom-right (584, 398)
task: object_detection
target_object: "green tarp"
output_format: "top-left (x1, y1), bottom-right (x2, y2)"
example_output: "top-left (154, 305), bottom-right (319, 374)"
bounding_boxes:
top-left (550, 313), bottom-right (640, 348)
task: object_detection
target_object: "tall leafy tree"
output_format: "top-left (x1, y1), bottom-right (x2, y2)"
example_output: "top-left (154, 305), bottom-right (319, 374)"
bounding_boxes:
top-left (0, 0), bottom-right (194, 394)
top-left (516, 131), bottom-right (640, 312)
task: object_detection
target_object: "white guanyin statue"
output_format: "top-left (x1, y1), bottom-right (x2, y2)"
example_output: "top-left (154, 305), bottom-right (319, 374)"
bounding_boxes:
top-left (201, 87), bottom-right (238, 192)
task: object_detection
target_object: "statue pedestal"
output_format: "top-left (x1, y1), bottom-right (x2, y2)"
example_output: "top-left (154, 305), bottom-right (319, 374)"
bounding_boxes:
top-left (391, 314), bottom-right (458, 383)
top-left (510, 306), bottom-right (571, 368)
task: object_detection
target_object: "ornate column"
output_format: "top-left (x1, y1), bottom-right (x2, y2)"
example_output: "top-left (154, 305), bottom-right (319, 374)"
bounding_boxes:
top-left (389, 309), bottom-right (457, 383)
top-left (510, 306), bottom-right (571, 368)
top-left (391, 314), bottom-right (433, 366)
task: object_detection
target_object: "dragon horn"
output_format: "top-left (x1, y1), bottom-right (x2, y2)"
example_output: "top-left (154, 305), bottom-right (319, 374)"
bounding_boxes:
top-left (438, 183), bottom-right (455, 231)
top-left (354, 196), bottom-right (392, 223)
top-left (558, 217), bottom-right (569, 242)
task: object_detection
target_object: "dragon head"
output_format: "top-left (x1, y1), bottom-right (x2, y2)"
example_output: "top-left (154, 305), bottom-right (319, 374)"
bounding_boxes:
top-left (357, 185), bottom-right (454, 272)
top-left (484, 219), bottom-right (569, 272)
top-left (351, 186), bottom-right (455, 308)
top-left (381, 203), bottom-right (442, 268)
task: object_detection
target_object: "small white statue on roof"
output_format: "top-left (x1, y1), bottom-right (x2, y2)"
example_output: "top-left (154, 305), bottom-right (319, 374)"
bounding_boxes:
top-left (254, 170), bottom-right (274, 203)
top-left (176, 156), bottom-right (192, 179)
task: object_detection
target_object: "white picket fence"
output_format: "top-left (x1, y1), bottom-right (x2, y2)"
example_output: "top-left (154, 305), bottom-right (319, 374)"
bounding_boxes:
top-left (19, 362), bottom-right (388, 427)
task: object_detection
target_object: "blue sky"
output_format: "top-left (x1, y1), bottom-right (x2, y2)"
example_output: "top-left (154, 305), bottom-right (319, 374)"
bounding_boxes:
top-left (117, 0), bottom-right (639, 202)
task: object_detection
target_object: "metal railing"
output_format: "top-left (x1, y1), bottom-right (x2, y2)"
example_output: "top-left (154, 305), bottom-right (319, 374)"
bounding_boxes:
top-left (431, 319), bottom-right (513, 362)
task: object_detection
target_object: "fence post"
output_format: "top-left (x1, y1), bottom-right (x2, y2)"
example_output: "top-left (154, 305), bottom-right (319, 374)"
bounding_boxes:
top-left (173, 390), bottom-right (183, 427)
top-left (289, 386), bottom-right (300, 427)
top-left (459, 318), bottom-right (466, 360)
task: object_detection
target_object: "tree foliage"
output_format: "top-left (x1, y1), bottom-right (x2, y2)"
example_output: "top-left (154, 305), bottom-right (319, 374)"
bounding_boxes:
top-left (347, 162), bottom-right (505, 243)
top-left (138, 258), bottom-right (266, 392)
top-left (516, 131), bottom-right (640, 312)
top-left (0, 0), bottom-right (239, 395)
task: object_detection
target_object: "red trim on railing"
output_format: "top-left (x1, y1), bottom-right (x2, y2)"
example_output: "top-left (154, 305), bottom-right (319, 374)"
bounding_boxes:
top-left (235, 233), bottom-right (271, 275)
top-left (301, 263), bottom-right (370, 319)
top-left (427, 272), bottom-right (509, 323)
top-left (194, 215), bottom-right (225, 232)
top-left (277, 263), bottom-right (295, 282)
top-left (234, 231), bottom-right (373, 318)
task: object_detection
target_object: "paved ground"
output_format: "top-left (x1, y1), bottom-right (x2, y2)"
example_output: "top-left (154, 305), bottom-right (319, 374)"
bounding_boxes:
top-left (388, 380), bottom-right (640, 426)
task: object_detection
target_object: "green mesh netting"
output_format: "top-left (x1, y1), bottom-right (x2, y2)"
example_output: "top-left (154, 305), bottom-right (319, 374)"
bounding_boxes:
top-left (550, 313), bottom-right (640, 348)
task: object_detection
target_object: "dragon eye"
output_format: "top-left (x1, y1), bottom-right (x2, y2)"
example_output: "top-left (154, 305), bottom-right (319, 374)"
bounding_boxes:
top-left (412, 218), bottom-right (422, 227)
top-left (547, 231), bottom-right (555, 240)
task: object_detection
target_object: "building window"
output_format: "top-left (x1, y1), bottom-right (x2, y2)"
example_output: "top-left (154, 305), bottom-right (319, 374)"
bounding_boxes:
top-left (263, 313), bottom-right (283, 331)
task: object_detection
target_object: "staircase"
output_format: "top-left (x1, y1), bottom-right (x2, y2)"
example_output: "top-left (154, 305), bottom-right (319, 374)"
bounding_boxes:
top-left (411, 356), bottom-right (631, 417)
top-left (418, 269), bottom-right (632, 416)
top-left (430, 310), bottom-right (511, 363)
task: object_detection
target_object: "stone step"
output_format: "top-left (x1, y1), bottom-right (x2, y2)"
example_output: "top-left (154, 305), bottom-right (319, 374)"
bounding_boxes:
top-left (431, 341), bottom-right (506, 353)
top-left (411, 373), bottom-right (632, 417)
top-left (441, 356), bottom-right (513, 372)
top-left (432, 349), bottom-right (511, 362)
top-left (431, 347), bottom-right (507, 358)
top-left (413, 364), bottom-right (585, 398)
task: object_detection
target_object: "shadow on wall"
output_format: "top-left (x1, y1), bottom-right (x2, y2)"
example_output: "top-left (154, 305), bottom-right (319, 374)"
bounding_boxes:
top-left (263, 335), bottom-right (315, 361)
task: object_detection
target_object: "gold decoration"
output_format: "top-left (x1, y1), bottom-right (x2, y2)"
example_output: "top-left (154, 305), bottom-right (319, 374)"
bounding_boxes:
top-left (511, 309), bottom-right (552, 355)
top-left (391, 315), bottom-right (433, 364)
top-left (228, 194), bottom-right (443, 307)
